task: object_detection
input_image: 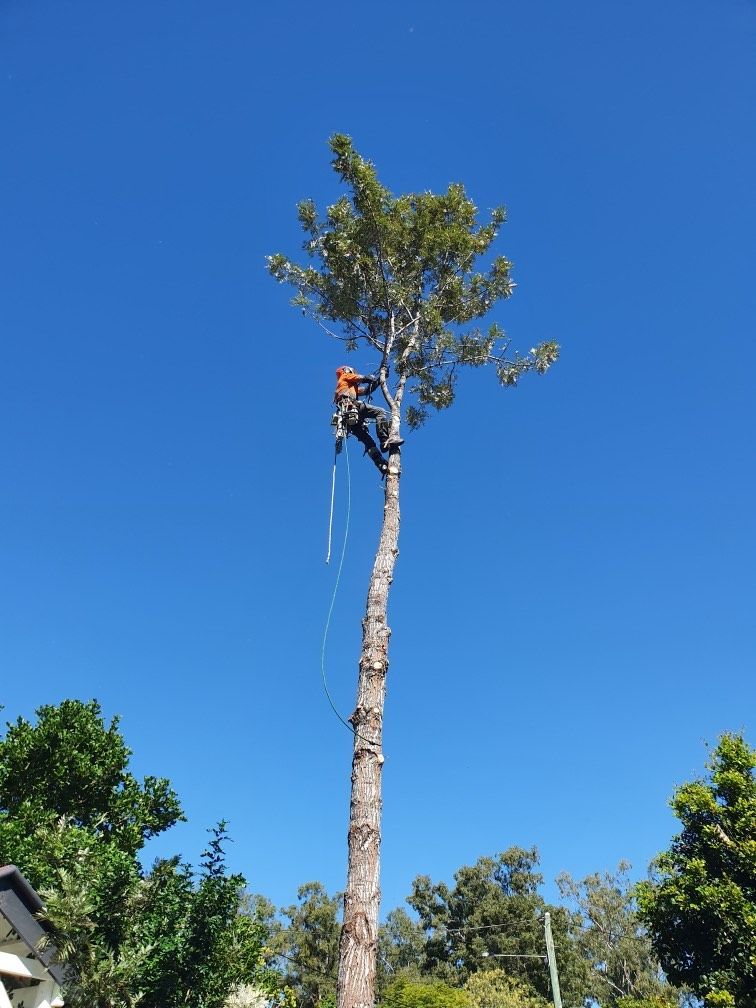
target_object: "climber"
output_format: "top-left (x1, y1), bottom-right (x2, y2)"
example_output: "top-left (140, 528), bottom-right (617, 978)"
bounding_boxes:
top-left (333, 366), bottom-right (403, 475)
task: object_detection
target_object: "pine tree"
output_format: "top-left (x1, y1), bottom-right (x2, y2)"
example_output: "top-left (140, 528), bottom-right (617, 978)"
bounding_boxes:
top-left (269, 135), bottom-right (558, 1008)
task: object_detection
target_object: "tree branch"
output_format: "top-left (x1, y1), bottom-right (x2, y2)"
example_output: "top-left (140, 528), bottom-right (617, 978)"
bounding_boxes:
top-left (315, 319), bottom-right (352, 342)
top-left (713, 822), bottom-right (735, 848)
top-left (380, 313), bottom-right (397, 411)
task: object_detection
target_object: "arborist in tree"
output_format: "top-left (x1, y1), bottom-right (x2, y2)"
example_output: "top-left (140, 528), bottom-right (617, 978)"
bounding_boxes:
top-left (333, 365), bottom-right (403, 475)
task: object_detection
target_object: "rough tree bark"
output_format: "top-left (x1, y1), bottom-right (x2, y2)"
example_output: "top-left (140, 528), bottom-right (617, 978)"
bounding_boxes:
top-left (337, 361), bottom-right (405, 1008)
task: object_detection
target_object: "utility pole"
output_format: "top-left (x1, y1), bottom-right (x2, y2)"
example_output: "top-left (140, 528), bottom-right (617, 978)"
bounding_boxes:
top-left (543, 912), bottom-right (563, 1008)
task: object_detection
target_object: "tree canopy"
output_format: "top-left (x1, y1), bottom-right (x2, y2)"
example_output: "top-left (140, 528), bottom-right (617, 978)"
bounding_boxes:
top-left (637, 732), bottom-right (756, 1007)
top-left (268, 134), bottom-right (557, 430)
top-left (0, 699), bottom-right (183, 952)
top-left (378, 907), bottom-right (427, 989)
top-left (557, 863), bottom-right (671, 1005)
top-left (381, 976), bottom-right (471, 1008)
top-left (463, 969), bottom-right (549, 1008)
top-left (0, 700), bottom-right (282, 1008)
top-left (272, 881), bottom-right (342, 1007)
top-left (407, 847), bottom-right (591, 1003)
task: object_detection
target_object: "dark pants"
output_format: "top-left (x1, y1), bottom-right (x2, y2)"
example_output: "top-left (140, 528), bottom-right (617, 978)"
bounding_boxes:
top-left (338, 397), bottom-right (389, 473)
top-left (355, 400), bottom-right (390, 446)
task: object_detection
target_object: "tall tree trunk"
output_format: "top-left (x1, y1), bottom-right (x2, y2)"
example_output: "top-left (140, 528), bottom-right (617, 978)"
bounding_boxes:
top-left (336, 441), bottom-right (402, 1008)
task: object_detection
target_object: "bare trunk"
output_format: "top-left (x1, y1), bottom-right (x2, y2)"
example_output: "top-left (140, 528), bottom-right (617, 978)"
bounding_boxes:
top-left (336, 441), bottom-right (402, 1008)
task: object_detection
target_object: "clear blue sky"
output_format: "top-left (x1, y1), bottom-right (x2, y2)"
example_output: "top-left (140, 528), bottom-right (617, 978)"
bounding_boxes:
top-left (2, 0), bottom-right (755, 917)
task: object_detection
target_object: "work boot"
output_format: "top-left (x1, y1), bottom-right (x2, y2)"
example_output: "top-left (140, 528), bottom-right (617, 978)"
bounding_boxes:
top-left (367, 448), bottom-right (388, 475)
top-left (382, 435), bottom-right (405, 451)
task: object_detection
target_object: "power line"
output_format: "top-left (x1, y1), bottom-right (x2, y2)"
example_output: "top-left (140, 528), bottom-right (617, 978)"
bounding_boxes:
top-left (270, 948), bottom-right (338, 983)
top-left (446, 918), bottom-right (542, 935)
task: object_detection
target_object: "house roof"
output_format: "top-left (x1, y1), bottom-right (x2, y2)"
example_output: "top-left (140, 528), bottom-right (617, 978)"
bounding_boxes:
top-left (0, 865), bottom-right (66, 986)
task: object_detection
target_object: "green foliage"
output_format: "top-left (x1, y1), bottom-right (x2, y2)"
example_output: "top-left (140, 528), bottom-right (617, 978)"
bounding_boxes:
top-left (637, 733), bottom-right (756, 1005)
top-left (269, 135), bottom-right (557, 431)
top-left (0, 700), bottom-right (282, 1008)
top-left (40, 858), bottom-right (151, 1008)
top-left (0, 699), bottom-right (182, 861)
top-left (463, 969), bottom-right (548, 1008)
top-left (40, 828), bottom-right (279, 1008)
top-left (134, 856), bottom-right (197, 1002)
top-left (701, 994), bottom-right (735, 1007)
top-left (0, 701), bottom-right (163, 999)
top-left (378, 907), bottom-right (427, 991)
top-left (557, 862), bottom-right (675, 1005)
top-left (272, 881), bottom-right (341, 1007)
top-left (169, 823), bottom-right (277, 1008)
top-left (406, 847), bottom-right (591, 1004)
top-left (381, 976), bottom-right (471, 1008)
top-left (0, 699), bottom-right (183, 955)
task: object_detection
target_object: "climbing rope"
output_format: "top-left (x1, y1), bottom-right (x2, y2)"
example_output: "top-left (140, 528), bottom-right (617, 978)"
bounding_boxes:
top-left (326, 456), bottom-right (338, 565)
top-left (320, 434), bottom-right (356, 736)
top-left (320, 435), bottom-right (378, 746)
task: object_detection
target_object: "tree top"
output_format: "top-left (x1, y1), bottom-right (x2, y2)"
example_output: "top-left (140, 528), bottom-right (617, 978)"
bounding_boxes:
top-left (268, 135), bottom-right (558, 428)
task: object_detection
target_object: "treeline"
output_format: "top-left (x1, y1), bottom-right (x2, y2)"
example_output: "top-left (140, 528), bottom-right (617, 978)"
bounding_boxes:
top-left (267, 856), bottom-right (675, 1008)
top-left (0, 701), bottom-right (753, 1007)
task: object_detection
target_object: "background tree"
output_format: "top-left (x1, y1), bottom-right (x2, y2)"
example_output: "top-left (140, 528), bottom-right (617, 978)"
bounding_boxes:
top-left (0, 698), bottom-right (183, 952)
top-left (269, 134), bottom-right (557, 1008)
top-left (0, 700), bottom-right (282, 1007)
top-left (557, 863), bottom-right (675, 1005)
top-left (463, 969), bottom-right (549, 1008)
top-left (172, 823), bottom-right (277, 1008)
top-left (377, 908), bottom-right (427, 991)
top-left (273, 881), bottom-right (342, 1007)
top-left (406, 847), bottom-right (590, 1004)
top-left (381, 976), bottom-right (471, 1008)
top-left (637, 732), bottom-right (756, 1007)
top-left (40, 854), bottom-right (151, 1008)
top-left (40, 824), bottom-right (278, 1008)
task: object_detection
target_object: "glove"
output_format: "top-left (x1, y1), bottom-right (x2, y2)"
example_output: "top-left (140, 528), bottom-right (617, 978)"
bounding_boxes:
top-left (364, 374), bottom-right (378, 384)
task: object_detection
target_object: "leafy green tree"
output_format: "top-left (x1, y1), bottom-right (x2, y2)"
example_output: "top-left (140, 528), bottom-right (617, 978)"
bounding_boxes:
top-left (269, 135), bottom-right (557, 1008)
top-left (40, 855), bottom-right (151, 1008)
top-left (0, 699), bottom-right (183, 953)
top-left (377, 908), bottom-right (427, 991)
top-left (273, 881), bottom-right (342, 1007)
top-left (131, 855), bottom-right (196, 1004)
top-left (172, 823), bottom-right (277, 1008)
top-left (637, 732), bottom-right (756, 1007)
top-left (0, 699), bottom-right (181, 859)
top-left (381, 976), bottom-right (470, 1008)
top-left (41, 826), bottom-right (278, 1008)
top-left (407, 847), bottom-right (590, 1004)
top-left (557, 863), bottom-right (675, 1005)
top-left (0, 700), bottom-right (282, 1008)
top-left (463, 969), bottom-right (548, 1008)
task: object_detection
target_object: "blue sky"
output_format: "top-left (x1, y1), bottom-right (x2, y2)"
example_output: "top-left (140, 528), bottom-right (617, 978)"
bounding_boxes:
top-left (2, 0), bottom-right (755, 919)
